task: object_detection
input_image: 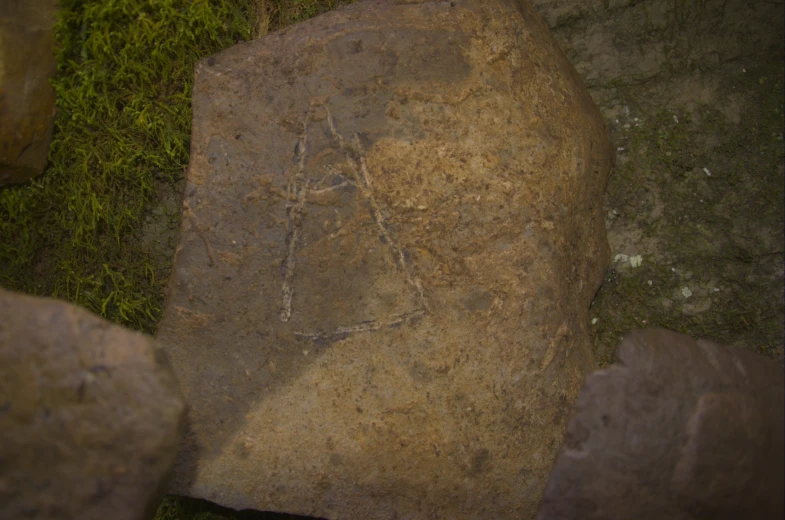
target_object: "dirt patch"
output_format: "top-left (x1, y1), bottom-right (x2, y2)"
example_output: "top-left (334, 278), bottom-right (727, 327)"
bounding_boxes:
top-left (541, 0), bottom-right (784, 364)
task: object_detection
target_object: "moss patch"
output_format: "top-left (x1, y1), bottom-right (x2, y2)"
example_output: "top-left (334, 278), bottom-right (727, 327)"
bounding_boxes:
top-left (0, 0), bottom-right (254, 332)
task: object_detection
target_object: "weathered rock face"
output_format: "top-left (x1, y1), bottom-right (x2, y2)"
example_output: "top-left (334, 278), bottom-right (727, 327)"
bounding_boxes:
top-left (0, 0), bottom-right (58, 185)
top-left (538, 328), bottom-right (785, 520)
top-left (157, 0), bottom-right (613, 518)
top-left (0, 289), bottom-right (186, 520)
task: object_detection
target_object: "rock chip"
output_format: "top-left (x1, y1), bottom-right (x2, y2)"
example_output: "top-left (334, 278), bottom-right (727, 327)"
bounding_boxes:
top-left (0, 289), bottom-right (186, 520)
top-left (538, 328), bottom-right (785, 520)
top-left (0, 0), bottom-right (58, 185)
top-left (157, 0), bottom-right (614, 518)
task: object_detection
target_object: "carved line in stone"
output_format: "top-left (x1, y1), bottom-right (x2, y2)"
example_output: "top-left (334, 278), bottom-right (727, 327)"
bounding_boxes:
top-left (279, 117), bottom-right (310, 323)
top-left (278, 101), bottom-right (429, 339)
top-left (294, 309), bottom-right (427, 342)
top-left (324, 105), bottom-right (428, 312)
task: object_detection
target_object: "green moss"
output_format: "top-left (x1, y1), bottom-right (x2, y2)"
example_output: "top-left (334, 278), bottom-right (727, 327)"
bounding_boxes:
top-left (0, 0), bottom-right (254, 332)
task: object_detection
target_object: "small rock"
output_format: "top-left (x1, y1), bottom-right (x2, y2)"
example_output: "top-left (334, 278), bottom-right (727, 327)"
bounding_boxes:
top-left (0, 289), bottom-right (186, 520)
top-left (537, 328), bottom-right (784, 520)
top-left (683, 297), bottom-right (713, 316)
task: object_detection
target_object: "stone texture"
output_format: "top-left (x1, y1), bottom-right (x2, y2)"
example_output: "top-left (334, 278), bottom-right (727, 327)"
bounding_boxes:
top-left (0, 0), bottom-right (59, 185)
top-left (157, 0), bottom-right (614, 518)
top-left (537, 328), bottom-right (785, 520)
top-left (0, 289), bottom-right (186, 520)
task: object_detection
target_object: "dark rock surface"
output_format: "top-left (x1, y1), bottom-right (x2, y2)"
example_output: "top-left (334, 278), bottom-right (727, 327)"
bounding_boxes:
top-left (538, 328), bottom-right (785, 520)
top-left (0, 289), bottom-right (186, 520)
top-left (157, 0), bottom-right (614, 518)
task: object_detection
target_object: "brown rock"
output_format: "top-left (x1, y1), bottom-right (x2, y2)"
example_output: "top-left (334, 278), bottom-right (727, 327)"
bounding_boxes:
top-left (537, 328), bottom-right (785, 520)
top-left (157, 0), bottom-right (613, 518)
top-left (0, 289), bottom-right (186, 520)
top-left (0, 0), bottom-right (58, 186)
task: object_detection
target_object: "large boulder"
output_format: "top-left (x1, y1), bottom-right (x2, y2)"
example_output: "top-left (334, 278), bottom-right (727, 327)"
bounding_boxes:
top-left (157, 0), bottom-right (614, 518)
top-left (0, 0), bottom-right (58, 185)
top-left (538, 328), bottom-right (785, 520)
top-left (0, 289), bottom-right (186, 520)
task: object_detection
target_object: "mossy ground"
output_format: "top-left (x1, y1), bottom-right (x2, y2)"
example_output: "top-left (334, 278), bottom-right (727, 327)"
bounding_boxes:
top-left (584, 47), bottom-right (785, 367)
top-left (543, 1), bottom-right (784, 369)
top-left (0, 0), bottom-right (255, 332)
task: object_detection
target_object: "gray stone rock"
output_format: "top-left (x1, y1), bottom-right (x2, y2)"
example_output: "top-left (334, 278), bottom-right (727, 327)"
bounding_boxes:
top-left (157, 0), bottom-right (614, 518)
top-left (537, 328), bottom-right (785, 520)
top-left (0, 289), bottom-right (186, 520)
top-left (0, 0), bottom-right (58, 186)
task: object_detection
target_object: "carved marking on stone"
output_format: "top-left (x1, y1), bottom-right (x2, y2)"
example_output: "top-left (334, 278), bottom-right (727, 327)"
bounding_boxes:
top-left (278, 102), bottom-right (428, 341)
top-left (541, 322), bottom-right (570, 371)
top-left (324, 105), bottom-right (428, 311)
top-left (279, 119), bottom-right (310, 323)
top-left (183, 199), bottom-right (216, 266)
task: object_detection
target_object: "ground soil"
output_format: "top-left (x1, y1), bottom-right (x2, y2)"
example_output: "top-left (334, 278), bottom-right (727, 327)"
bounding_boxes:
top-left (537, 0), bottom-right (785, 365)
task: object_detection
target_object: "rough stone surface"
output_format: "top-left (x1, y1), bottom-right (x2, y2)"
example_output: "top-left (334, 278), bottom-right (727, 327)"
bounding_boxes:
top-left (537, 328), bottom-right (785, 520)
top-left (157, 0), bottom-right (614, 518)
top-left (0, 289), bottom-right (186, 520)
top-left (0, 0), bottom-right (58, 186)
